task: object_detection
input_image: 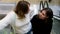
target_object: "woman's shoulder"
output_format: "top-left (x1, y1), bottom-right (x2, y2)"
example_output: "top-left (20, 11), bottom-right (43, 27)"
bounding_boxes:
top-left (47, 18), bottom-right (53, 24)
top-left (6, 10), bottom-right (16, 20)
top-left (8, 10), bottom-right (15, 14)
top-left (32, 15), bottom-right (38, 19)
top-left (31, 14), bottom-right (39, 21)
top-left (7, 10), bottom-right (16, 16)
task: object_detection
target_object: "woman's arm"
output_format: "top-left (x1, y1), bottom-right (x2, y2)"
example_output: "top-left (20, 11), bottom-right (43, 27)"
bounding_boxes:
top-left (0, 11), bottom-right (15, 30)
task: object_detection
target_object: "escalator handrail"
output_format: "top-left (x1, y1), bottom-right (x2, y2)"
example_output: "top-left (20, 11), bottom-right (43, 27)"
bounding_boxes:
top-left (39, 1), bottom-right (44, 11)
top-left (44, 1), bottom-right (49, 8)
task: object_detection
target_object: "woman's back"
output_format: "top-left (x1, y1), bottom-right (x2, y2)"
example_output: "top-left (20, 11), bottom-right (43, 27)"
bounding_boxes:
top-left (8, 11), bottom-right (31, 34)
top-left (14, 11), bottom-right (31, 34)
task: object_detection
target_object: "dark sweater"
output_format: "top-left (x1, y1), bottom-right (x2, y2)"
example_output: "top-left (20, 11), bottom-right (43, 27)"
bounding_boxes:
top-left (31, 15), bottom-right (53, 34)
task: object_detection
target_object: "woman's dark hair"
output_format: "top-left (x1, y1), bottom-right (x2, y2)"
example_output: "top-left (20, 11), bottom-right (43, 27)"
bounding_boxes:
top-left (14, 1), bottom-right (30, 19)
top-left (41, 8), bottom-right (53, 19)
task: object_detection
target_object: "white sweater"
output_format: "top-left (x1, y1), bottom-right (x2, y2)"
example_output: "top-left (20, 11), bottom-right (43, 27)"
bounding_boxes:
top-left (0, 11), bottom-right (32, 34)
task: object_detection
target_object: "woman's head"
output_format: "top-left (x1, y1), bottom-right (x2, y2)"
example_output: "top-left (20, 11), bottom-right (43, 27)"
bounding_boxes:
top-left (39, 8), bottom-right (53, 20)
top-left (15, 1), bottom-right (30, 18)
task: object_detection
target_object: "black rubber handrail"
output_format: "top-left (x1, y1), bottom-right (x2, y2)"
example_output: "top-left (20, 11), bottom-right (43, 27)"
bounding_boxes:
top-left (44, 1), bottom-right (49, 8)
top-left (39, 1), bottom-right (44, 11)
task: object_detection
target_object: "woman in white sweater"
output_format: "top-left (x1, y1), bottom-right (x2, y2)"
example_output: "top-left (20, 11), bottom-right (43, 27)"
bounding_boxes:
top-left (0, 1), bottom-right (32, 34)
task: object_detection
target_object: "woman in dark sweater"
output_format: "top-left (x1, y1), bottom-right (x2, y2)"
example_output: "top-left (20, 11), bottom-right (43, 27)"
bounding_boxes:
top-left (31, 8), bottom-right (53, 34)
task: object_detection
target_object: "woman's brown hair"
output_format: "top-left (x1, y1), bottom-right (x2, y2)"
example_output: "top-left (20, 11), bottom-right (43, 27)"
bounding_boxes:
top-left (14, 1), bottom-right (30, 19)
